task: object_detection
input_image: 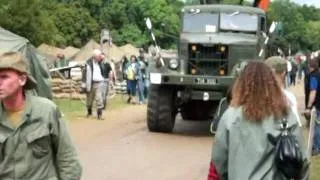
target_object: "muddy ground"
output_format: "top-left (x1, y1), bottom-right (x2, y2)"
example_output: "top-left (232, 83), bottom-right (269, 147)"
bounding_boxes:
top-left (69, 81), bottom-right (305, 180)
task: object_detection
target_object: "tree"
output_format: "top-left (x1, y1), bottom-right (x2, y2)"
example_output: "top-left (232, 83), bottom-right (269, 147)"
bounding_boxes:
top-left (267, 0), bottom-right (308, 53)
top-left (0, 0), bottom-right (59, 46)
top-left (47, 3), bottom-right (99, 47)
top-left (305, 21), bottom-right (320, 50)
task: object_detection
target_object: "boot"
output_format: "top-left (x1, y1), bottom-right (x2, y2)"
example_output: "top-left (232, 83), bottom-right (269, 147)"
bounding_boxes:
top-left (127, 96), bottom-right (132, 104)
top-left (97, 108), bottom-right (103, 120)
top-left (86, 107), bottom-right (92, 118)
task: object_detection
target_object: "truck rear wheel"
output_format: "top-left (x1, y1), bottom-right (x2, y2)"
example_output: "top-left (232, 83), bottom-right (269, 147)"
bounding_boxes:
top-left (147, 85), bottom-right (176, 133)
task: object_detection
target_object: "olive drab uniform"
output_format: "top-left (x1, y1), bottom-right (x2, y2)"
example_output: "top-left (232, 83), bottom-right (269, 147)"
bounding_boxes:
top-left (0, 93), bottom-right (82, 180)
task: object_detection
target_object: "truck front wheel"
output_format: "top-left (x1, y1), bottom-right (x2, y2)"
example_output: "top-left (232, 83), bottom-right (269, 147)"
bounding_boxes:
top-left (147, 85), bottom-right (176, 133)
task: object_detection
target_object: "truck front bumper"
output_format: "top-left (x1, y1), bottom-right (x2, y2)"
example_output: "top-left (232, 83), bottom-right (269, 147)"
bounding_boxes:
top-left (149, 73), bottom-right (234, 87)
top-left (149, 73), bottom-right (234, 101)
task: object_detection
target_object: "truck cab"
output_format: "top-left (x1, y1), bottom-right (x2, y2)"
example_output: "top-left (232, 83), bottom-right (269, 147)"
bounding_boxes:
top-left (147, 4), bottom-right (268, 133)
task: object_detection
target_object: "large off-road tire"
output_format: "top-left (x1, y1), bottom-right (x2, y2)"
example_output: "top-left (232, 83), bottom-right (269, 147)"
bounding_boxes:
top-left (147, 85), bottom-right (176, 133)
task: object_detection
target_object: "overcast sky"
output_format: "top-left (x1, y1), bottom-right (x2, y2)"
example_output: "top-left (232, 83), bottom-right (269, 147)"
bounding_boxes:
top-left (290, 0), bottom-right (320, 7)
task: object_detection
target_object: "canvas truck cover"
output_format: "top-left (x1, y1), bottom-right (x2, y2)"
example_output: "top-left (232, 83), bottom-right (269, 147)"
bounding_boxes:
top-left (0, 27), bottom-right (52, 99)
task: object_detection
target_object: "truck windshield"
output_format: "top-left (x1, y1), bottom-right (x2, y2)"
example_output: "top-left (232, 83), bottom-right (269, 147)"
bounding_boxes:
top-left (183, 13), bottom-right (219, 33)
top-left (220, 12), bottom-right (258, 32)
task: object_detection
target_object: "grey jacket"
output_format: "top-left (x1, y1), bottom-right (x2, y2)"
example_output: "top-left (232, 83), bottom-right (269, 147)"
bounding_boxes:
top-left (81, 58), bottom-right (103, 92)
top-left (0, 93), bottom-right (82, 180)
top-left (212, 106), bottom-right (309, 180)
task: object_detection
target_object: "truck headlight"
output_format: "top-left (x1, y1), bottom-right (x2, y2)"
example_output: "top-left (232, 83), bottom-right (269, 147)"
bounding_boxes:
top-left (169, 59), bottom-right (179, 69)
top-left (150, 73), bottom-right (162, 84)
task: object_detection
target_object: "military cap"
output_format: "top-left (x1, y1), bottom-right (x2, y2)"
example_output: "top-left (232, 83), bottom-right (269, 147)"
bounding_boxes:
top-left (0, 52), bottom-right (37, 89)
top-left (264, 56), bottom-right (287, 74)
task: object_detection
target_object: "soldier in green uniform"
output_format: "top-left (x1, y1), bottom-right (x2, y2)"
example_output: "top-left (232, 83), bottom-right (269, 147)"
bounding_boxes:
top-left (0, 52), bottom-right (82, 179)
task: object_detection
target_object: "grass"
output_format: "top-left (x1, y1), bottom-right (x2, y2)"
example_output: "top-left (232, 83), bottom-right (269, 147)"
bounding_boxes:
top-left (312, 156), bottom-right (320, 180)
top-left (53, 95), bottom-right (130, 120)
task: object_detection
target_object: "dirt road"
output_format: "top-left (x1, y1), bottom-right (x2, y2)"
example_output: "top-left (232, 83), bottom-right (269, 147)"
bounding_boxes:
top-left (69, 82), bottom-right (305, 180)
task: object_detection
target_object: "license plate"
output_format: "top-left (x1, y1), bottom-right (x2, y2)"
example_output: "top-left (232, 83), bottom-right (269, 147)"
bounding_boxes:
top-left (195, 78), bottom-right (217, 85)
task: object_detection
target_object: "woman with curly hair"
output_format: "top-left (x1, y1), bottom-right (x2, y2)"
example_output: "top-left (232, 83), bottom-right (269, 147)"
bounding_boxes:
top-left (208, 61), bottom-right (308, 180)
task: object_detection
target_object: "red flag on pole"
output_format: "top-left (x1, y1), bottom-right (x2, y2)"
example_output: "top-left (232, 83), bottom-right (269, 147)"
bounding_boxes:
top-left (253, 0), bottom-right (270, 12)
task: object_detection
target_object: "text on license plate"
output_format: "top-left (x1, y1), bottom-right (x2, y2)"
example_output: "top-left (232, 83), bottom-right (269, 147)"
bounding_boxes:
top-left (195, 78), bottom-right (217, 85)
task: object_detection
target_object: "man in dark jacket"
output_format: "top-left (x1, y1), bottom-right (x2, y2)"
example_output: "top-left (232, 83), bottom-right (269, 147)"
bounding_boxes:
top-left (100, 53), bottom-right (112, 110)
top-left (305, 59), bottom-right (320, 156)
top-left (290, 58), bottom-right (298, 86)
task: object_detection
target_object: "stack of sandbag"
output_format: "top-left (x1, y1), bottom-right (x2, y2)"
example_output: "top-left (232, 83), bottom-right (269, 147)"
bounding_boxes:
top-left (60, 79), bottom-right (77, 94)
top-left (51, 78), bottom-right (83, 99)
top-left (71, 76), bottom-right (83, 93)
top-left (51, 78), bottom-right (63, 94)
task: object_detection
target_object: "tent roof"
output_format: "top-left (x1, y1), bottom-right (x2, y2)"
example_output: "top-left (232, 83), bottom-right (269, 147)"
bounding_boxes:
top-left (70, 39), bottom-right (100, 62)
top-left (119, 44), bottom-right (139, 57)
top-left (0, 27), bottom-right (28, 54)
top-left (103, 44), bottom-right (125, 62)
top-left (37, 43), bottom-right (63, 58)
top-left (0, 26), bottom-right (52, 99)
top-left (62, 46), bottom-right (80, 59)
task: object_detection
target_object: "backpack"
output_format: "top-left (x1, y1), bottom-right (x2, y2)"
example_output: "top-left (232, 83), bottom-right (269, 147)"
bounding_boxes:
top-left (268, 118), bottom-right (306, 179)
top-left (127, 65), bottom-right (136, 80)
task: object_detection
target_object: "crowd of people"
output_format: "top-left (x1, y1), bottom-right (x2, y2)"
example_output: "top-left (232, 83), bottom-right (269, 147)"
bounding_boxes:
top-left (121, 48), bottom-right (149, 105)
top-left (1, 47), bottom-right (320, 179)
top-left (79, 47), bottom-right (150, 120)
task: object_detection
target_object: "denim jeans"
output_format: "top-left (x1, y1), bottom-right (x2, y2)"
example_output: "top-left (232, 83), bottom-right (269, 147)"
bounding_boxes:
top-left (286, 72), bottom-right (290, 88)
top-left (313, 110), bottom-right (320, 151)
top-left (127, 80), bottom-right (137, 96)
top-left (144, 78), bottom-right (149, 99)
top-left (137, 79), bottom-right (145, 103)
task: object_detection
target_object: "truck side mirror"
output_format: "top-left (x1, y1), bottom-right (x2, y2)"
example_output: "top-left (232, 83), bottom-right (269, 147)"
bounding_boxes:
top-left (146, 17), bottom-right (152, 30)
top-left (269, 21), bottom-right (276, 34)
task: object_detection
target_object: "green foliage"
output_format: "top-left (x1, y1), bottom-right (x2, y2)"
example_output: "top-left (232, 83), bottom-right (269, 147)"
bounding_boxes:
top-left (267, 0), bottom-right (320, 54)
top-left (49, 3), bottom-right (99, 47)
top-left (1, 0), bottom-right (320, 52)
top-left (0, 0), bottom-right (59, 45)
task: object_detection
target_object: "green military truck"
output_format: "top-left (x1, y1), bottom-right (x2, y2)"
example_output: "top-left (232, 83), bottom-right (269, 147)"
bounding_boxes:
top-left (146, 3), bottom-right (270, 133)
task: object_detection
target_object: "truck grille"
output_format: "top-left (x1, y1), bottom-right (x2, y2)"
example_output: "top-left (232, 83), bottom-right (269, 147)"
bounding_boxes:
top-left (187, 44), bottom-right (229, 76)
top-left (188, 44), bottom-right (228, 60)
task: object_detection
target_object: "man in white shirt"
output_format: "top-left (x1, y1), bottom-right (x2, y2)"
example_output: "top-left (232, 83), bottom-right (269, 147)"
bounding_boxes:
top-left (265, 56), bottom-right (301, 126)
top-left (81, 49), bottom-right (104, 119)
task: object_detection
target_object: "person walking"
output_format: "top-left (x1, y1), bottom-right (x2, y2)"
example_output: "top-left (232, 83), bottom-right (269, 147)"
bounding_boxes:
top-left (265, 56), bottom-right (301, 126)
top-left (100, 53), bottom-right (112, 110)
top-left (0, 52), bottom-right (82, 179)
top-left (304, 59), bottom-right (320, 156)
top-left (208, 61), bottom-right (308, 180)
top-left (290, 58), bottom-right (298, 86)
top-left (286, 58), bottom-right (292, 88)
top-left (125, 55), bottom-right (139, 104)
top-left (137, 48), bottom-right (149, 99)
top-left (81, 49), bottom-right (104, 119)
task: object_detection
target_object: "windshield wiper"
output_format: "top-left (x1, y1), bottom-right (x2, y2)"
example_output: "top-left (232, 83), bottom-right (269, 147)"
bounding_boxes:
top-left (228, 11), bottom-right (240, 16)
top-left (189, 9), bottom-right (201, 15)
